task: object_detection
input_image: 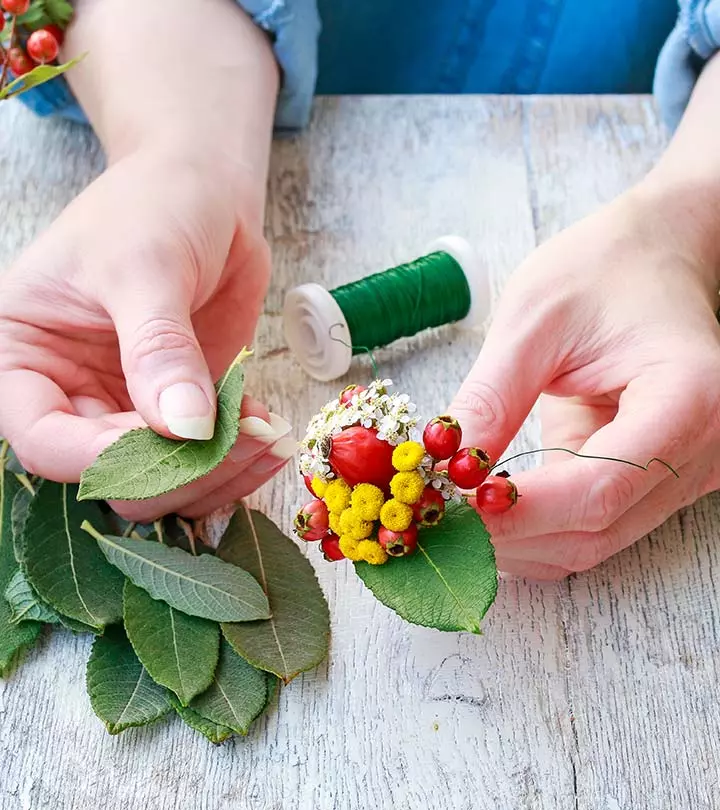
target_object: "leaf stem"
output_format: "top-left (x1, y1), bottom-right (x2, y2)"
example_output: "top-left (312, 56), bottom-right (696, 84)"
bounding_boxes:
top-left (491, 448), bottom-right (679, 478)
top-left (0, 15), bottom-right (17, 96)
top-left (121, 522), bottom-right (136, 538)
top-left (153, 519), bottom-right (165, 545)
top-left (80, 520), bottom-right (106, 544)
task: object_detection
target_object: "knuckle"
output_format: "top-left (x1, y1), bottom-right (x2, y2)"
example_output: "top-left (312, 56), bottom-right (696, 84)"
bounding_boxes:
top-left (578, 473), bottom-right (635, 533)
top-left (127, 318), bottom-right (198, 370)
top-left (452, 379), bottom-right (509, 431)
top-left (565, 531), bottom-right (617, 573)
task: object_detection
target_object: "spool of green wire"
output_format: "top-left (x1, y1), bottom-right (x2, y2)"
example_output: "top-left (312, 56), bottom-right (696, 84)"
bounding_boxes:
top-left (283, 235), bottom-right (488, 381)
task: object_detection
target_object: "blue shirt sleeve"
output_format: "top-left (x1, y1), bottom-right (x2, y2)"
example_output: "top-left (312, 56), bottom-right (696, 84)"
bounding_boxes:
top-left (654, 1), bottom-right (720, 130)
top-left (15, 0), bottom-right (320, 131)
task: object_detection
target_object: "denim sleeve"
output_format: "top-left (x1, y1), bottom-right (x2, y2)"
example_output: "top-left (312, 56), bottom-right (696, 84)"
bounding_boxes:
top-left (15, 0), bottom-right (320, 131)
top-left (654, 1), bottom-right (720, 130)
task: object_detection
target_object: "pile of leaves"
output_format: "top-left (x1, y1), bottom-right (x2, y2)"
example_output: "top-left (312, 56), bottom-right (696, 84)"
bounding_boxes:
top-left (0, 353), bottom-right (330, 742)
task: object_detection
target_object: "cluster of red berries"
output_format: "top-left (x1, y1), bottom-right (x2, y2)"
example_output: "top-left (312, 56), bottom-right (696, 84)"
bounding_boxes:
top-left (295, 382), bottom-right (519, 565)
top-left (1, 0), bottom-right (65, 81)
top-left (424, 416), bottom-right (519, 515)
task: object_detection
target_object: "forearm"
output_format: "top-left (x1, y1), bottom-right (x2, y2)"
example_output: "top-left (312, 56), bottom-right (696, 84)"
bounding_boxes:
top-left (641, 53), bottom-right (720, 283)
top-left (63, 0), bottom-right (279, 191)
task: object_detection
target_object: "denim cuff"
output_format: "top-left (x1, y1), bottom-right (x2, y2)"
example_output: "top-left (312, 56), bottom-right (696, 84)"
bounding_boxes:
top-left (654, 1), bottom-right (720, 130)
top-left (14, 0), bottom-right (320, 132)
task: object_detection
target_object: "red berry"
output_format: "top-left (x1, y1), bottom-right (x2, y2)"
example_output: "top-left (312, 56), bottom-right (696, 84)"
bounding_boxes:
top-left (476, 476), bottom-right (518, 514)
top-left (422, 415), bottom-right (462, 460)
top-left (378, 523), bottom-right (418, 557)
top-left (1, 0), bottom-right (30, 14)
top-left (320, 533), bottom-right (345, 561)
top-left (339, 384), bottom-right (367, 406)
top-left (294, 499), bottom-right (330, 541)
top-left (27, 29), bottom-right (59, 64)
top-left (7, 46), bottom-right (33, 76)
top-left (329, 426), bottom-right (395, 489)
top-left (0, 15), bottom-right (5, 33)
top-left (303, 474), bottom-right (316, 496)
top-left (412, 487), bottom-right (446, 527)
top-left (448, 447), bottom-right (491, 490)
top-left (42, 23), bottom-right (65, 46)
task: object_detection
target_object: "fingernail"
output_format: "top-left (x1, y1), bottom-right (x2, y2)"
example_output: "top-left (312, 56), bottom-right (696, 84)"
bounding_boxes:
top-left (268, 413), bottom-right (293, 438)
top-left (270, 436), bottom-right (299, 460)
top-left (238, 416), bottom-right (277, 439)
top-left (159, 383), bottom-right (215, 440)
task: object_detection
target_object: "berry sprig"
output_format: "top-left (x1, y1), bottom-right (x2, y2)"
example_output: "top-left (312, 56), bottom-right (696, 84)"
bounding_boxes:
top-left (295, 381), bottom-right (517, 566)
top-left (0, 0), bottom-right (77, 102)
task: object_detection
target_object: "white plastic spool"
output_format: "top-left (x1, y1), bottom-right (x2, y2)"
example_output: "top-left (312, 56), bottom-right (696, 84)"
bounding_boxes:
top-left (282, 235), bottom-right (489, 382)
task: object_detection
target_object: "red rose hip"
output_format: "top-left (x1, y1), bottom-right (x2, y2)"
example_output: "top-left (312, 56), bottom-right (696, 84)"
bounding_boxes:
top-left (7, 46), bottom-right (33, 76)
top-left (320, 533), bottom-right (345, 561)
top-left (412, 487), bottom-right (446, 527)
top-left (294, 499), bottom-right (330, 541)
top-left (329, 426), bottom-right (395, 489)
top-left (422, 415), bottom-right (462, 460)
top-left (448, 448), bottom-right (491, 489)
top-left (476, 476), bottom-right (519, 514)
top-left (339, 384), bottom-right (367, 406)
top-left (42, 23), bottom-right (65, 46)
top-left (27, 29), bottom-right (59, 64)
top-left (1, 0), bottom-right (30, 14)
top-left (378, 523), bottom-right (418, 557)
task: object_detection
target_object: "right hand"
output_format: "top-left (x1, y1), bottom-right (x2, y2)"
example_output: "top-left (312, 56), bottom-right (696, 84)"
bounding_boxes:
top-left (0, 143), bottom-right (294, 522)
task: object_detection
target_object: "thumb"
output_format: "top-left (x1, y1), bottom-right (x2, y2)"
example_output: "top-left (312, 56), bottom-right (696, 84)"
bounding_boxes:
top-left (108, 285), bottom-right (217, 441)
top-left (447, 325), bottom-right (558, 463)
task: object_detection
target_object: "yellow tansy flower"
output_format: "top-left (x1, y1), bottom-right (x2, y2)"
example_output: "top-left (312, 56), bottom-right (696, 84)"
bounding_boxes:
top-left (328, 511), bottom-right (342, 536)
top-left (310, 476), bottom-right (327, 498)
top-left (390, 471), bottom-right (425, 505)
top-left (339, 535), bottom-right (362, 561)
top-left (392, 441), bottom-right (425, 472)
top-left (379, 498), bottom-right (413, 532)
top-left (350, 483), bottom-right (385, 521)
top-left (357, 539), bottom-right (389, 565)
top-left (324, 478), bottom-right (351, 514)
top-left (339, 508), bottom-right (373, 540)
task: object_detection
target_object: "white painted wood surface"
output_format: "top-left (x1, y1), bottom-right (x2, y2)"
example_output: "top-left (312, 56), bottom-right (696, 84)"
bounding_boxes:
top-left (1, 96), bottom-right (719, 810)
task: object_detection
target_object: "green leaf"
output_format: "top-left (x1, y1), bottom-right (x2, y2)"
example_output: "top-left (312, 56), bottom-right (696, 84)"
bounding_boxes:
top-left (354, 501), bottom-right (498, 634)
top-left (44, 0), bottom-right (73, 26)
top-left (0, 468), bottom-right (42, 675)
top-left (189, 639), bottom-right (269, 736)
top-left (5, 569), bottom-right (60, 624)
top-left (85, 526), bottom-right (270, 622)
top-left (86, 626), bottom-right (173, 735)
top-left (16, 4), bottom-right (52, 29)
top-left (23, 482), bottom-right (125, 630)
top-left (0, 55), bottom-right (86, 101)
top-left (11, 485), bottom-right (33, 566)
top-left (123, 580), bottom-right (220, 705)
top-left (219, 505), bottom-right (329, 683)
top-left (170, 694), bottom-right (234, 745)
top-left (79, 351), bottom-right (250, 501)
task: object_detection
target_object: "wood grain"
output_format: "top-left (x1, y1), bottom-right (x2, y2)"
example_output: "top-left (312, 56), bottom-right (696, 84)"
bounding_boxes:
top-left (1, 95), bottom-right (718, 810)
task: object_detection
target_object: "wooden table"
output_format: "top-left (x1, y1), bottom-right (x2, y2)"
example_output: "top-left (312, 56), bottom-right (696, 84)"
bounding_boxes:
top-left (1, 95), bottom-right (719, 810)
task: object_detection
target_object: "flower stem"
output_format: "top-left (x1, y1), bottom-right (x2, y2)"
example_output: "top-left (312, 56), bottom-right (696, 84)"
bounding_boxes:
top-left (491, 448), bottom-right (679, 478)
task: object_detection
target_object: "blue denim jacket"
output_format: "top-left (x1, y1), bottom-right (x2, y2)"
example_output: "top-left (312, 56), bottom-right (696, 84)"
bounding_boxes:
top-left (13, 1), bottom-right (718, 132)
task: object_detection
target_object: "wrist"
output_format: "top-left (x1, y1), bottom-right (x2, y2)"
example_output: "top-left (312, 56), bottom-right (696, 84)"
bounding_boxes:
top-left (629, 173), bottom-right (720, 288)
top-left (64, 0), bottom-right (278, 193)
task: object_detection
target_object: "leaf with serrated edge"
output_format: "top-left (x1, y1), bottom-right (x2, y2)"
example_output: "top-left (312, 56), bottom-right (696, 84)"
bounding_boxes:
top-left (0, 55), bottom-right (86, 101)
top-left (23, 482), bottom-right (125, 630)
top-left (0, 467), bottom-right (41, 674)
top-left (11, 486), bottom-right (33, 566)
top-left (85, 525), bottom-right (269, 622)
top-left (5, 569), bottom-right (60, 624)
top-left (79, 350), bottom-right (250, 501)
top-left (355, 501), bottom-right (498, 633)
top-left (219, 505), bottom-right (329, 683)
top-left (124, 580), bottom-right (220, 705)
top-left (87, 625), bottom-right (173, 735)
top-left (170, 694), bottom-right (234, 744)
top-left (189, 639), bottom-right (269, 736)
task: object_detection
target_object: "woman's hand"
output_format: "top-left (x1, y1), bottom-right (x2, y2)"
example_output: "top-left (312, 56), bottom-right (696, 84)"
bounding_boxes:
top-left (449, 186), bottom-right (720, 579)
top-left (0, 145), bottom-right (294, 522)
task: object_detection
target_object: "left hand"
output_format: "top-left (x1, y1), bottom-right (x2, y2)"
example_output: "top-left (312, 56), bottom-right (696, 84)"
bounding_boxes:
top-left (448, 185), bottom-right (720, 579)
